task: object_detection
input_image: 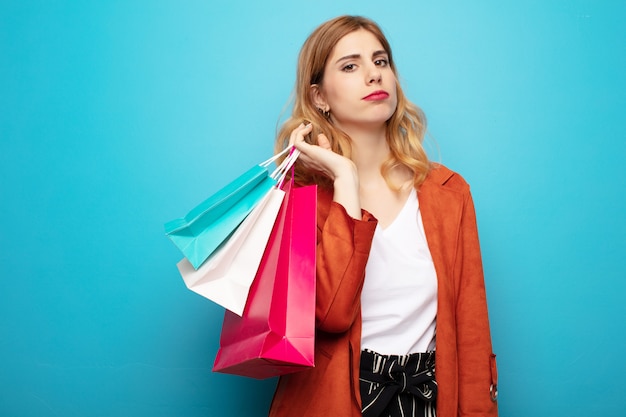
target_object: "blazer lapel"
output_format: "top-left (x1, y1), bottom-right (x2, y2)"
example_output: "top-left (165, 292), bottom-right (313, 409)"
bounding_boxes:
top-left (418, 166), bottom-right (465, 291)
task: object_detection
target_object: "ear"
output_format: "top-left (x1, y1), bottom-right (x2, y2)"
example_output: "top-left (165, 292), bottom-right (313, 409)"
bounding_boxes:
top-left (310, 84), bottom-right (329, 112)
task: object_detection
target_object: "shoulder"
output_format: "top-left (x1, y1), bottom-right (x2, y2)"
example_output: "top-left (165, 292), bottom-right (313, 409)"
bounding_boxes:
top-left (422, 163), bottom-right (471, 195)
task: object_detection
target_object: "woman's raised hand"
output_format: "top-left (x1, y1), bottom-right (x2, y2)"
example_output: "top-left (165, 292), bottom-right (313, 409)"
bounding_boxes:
top-left (288, 123), bottom-right (351, 181)
top-left (289, 123), bottom-right (361, 219)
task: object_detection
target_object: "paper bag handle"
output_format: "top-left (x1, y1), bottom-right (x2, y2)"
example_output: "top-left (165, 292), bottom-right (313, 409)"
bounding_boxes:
top-left (271, 147), bottom-right (300, 188)
top-left (260, 146), bottom-right (291, 168)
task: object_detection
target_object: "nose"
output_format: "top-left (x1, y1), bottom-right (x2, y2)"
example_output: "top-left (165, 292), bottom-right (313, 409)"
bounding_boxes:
top-left (367, 64), bottom-right (382, 84)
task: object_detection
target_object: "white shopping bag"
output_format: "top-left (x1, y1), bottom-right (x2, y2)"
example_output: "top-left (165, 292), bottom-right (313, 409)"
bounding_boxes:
top-left (177, 186), bottom-right (286, 315)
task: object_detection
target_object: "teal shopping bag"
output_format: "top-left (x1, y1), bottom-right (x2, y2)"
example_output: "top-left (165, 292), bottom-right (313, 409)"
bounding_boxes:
top-left (165, 148), bottom-right (294, 269)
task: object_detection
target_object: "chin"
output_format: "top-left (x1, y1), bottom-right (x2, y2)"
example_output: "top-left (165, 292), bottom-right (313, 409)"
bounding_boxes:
top-left (372, 108), bottom-right (397, 124)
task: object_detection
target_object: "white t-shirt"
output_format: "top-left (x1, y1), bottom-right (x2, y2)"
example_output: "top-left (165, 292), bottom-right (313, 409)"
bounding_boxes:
top-left (361, 191), bottom-right (438, 355)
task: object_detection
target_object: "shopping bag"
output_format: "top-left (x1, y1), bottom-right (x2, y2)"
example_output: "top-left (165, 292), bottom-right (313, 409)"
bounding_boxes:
top-left (164, 148), bottom-right (291, 269)
top-left (212, 180), bottom-right (317, 379)
top-left (176, 185), bottom-right (285, 315)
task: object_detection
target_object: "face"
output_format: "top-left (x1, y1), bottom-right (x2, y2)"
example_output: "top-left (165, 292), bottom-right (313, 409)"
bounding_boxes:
top-left (312, 29), bottom-right (398, 131)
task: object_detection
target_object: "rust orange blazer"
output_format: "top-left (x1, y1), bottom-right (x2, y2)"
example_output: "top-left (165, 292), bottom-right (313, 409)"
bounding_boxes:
top-left (269, 165), bottom-right (498, 417)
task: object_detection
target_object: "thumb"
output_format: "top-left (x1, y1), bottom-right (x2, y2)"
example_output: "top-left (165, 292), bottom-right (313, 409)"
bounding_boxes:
top-left (317, 133), bottom-right (332, 150)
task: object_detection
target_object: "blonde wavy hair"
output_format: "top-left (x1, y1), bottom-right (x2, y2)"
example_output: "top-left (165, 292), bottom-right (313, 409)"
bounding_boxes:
top-left (275, 15), bottom-right (431, 189)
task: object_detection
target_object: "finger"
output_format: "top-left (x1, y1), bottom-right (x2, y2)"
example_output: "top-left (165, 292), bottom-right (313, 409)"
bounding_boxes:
top-left (288, 123), bottom-right (312, 147)
top-left (288, 124), bottom-right (302, 146)
top-left (290, 124), bottom-right (313, 148)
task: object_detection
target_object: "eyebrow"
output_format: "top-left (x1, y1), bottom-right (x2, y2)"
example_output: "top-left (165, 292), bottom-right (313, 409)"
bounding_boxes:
top-left (334, 49), bottom-right (388, 64)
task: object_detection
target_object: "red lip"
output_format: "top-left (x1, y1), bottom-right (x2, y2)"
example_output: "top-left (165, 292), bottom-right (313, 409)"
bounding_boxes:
top-left (363, 90), bottom-right (389, 101)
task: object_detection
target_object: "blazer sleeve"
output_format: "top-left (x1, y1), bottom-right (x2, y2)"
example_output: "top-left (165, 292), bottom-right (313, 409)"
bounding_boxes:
top-left (455, 189), bottom-right (499, 416)
top-left (314, 195), bottom-right (377, 333)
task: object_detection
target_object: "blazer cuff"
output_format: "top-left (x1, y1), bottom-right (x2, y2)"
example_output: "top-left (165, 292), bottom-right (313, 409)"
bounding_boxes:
top-left (326, 201), bottom-right (378, 255)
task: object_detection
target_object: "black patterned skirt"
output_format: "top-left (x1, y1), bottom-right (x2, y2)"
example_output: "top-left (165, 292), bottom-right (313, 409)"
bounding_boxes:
top-left (360, 349), bottom-right (437, 417)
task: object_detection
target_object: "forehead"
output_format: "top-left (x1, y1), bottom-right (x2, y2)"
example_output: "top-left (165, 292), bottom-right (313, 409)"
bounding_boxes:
top-left (329, 29), bottom-right (386, 59)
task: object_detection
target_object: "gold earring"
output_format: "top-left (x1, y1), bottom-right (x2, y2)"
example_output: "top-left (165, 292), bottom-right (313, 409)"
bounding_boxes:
top-left (317, 107), bottom-right (330, 119)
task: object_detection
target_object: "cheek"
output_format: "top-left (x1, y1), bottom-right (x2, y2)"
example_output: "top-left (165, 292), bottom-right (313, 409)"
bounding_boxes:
top-left (324, 80), bottom-right (352, 108)
top-left (324, 85), bottom-right (341, 104)
top-left (390, 81), bottom-right (399, 106)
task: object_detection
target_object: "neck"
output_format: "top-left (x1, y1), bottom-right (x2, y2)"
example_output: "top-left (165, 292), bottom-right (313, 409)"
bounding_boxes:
top-left (339, 122), bottom-right (388, 175)
top-left (340, 122), bottom-right (413, 191)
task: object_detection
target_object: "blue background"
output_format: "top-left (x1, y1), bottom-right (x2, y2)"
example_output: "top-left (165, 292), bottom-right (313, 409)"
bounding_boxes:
top-left (1, 0), bottom-right (625, 416)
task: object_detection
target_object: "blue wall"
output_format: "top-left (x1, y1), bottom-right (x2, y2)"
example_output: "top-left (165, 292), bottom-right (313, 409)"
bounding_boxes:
top-left (1, 0), bottom-right (624, 416)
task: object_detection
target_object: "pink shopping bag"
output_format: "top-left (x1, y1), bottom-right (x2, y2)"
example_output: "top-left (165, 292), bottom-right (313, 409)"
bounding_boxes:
top-left (212, 180), bottom-right (317, 379)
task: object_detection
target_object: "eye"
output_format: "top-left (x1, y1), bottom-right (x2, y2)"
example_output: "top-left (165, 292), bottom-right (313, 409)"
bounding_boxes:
top-left (374, 58), bottom-right (389, 67)
top-left (342, 63), bottom-right (357, 72)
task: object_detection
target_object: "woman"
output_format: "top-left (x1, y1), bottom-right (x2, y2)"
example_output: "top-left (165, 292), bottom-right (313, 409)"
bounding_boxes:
top-left (270, 15), bottom-right (498, 417)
